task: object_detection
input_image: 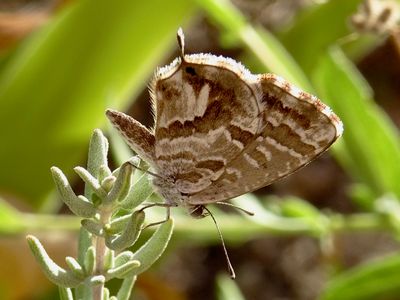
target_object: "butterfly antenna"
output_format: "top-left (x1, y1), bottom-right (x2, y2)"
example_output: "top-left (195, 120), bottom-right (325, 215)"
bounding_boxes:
top-left (203, 206), bottom-right (236, 279)
top-left (177, 27), bottom-right (186, 59)
top-left (216, 201), bottom-right (255, 216)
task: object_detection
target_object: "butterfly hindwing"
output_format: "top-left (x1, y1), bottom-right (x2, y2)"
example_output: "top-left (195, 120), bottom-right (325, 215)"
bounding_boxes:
top-left (186, 74), bottom-right (342, 204)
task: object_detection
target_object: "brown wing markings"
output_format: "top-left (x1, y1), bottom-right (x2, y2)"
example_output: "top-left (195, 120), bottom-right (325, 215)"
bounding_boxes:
top-left (153, 62), bottom-right (262, 184)
top-left (186, 79), bottom-right (340, 204)
top-left (106, 109), bottom-right (156, 165)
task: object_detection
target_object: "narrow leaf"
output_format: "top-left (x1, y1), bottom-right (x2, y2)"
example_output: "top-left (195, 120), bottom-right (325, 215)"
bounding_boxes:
top-left (103, 287), bottom-right (110, 300)
top-left (26, 235), bottom-right (82, 287)
top-left (65, 256), bottom-right (85, 278)
top-left (104, 162), bottom-right (133, 205)
top-left (105, 211), bottom-right (145, 251)
top-left (89, 275), bottom-right (106, 286)
top-left (84, 246), bottom-right (96, 275)
top-left (105, 214), bottom-right (131, 235)
top-left (195, 0), bottom-right (311, 91)
top-left (130, 218), bottom-right (174, 276)
top-left (281, 0), bottom-right (364, 73)
top-left (321, 253), bottom-right (400, 300)
top-left (120, 173), bottom-right (153, 210)
top-left (104, 249), bottom-right (114, 271)
top-left (116, 275), bottom-right (137, 300)
top-left (106, 260), bottom-right (141, 279)
top-left (87, 129), bottom-right (109, 187)
top-left (74, 167), bottom-right (107, 199)
top-left (81, 219), bottom-right (104, 236)
top-left (216, 274), bottom-right (245, 300)
top-left (51, 167), bottom-right (96, 217)
top-left (114, 251), bottom-right (135, 267)
top-left (313, 46), bottom-right (400, 199)
top-left (59, 287), bottom-right (73, 300)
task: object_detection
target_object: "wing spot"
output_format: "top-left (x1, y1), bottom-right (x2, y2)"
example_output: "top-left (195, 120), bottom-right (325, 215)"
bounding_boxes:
top-left (244, 153), bottom-right (260, 168)
top-left (185, 66), bottom-right (197, 76)
top-left (256, 145), bottom-right (272, 161)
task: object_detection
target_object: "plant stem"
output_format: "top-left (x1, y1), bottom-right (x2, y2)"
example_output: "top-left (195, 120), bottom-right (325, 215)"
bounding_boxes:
top-left (92, 206), bottom-right (113, 300)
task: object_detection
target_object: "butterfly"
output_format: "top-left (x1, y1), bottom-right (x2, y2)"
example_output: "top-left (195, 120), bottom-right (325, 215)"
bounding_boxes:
top-left (107, 28), bottom-right (342, 216)
top-left (106, 29), bottom-right (343, 278)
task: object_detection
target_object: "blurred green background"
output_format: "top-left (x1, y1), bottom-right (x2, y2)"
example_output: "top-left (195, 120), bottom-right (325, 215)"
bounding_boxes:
top-left (3, 0), bottom-right (400, 299)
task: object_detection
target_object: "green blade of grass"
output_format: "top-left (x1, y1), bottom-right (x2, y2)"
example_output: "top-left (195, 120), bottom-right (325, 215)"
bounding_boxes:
top-left (0, 0), bottom-right (195, 207)
top-left (0, 198), bottom-right (24, 234)
top-left (280, 0), bottom-right (364, 74)
top-left (195, 0), bottom-right (312, 91)
top-left (321, 253), bottom-right (400, 300)
top-left (216, 274), bottom-right (245, 300)
top-left (313, 46), bottom-right (400, 199)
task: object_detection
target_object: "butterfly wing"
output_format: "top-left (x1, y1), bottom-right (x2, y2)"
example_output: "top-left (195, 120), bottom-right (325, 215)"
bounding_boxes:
top-left (108, 52), bottom-right (342, 205)
top-left (186, 74), bottom-right (343, 204)
top-left (152, 54), bottom-right (265, 194)
top-left (106, 109), bottom-right (156, 165)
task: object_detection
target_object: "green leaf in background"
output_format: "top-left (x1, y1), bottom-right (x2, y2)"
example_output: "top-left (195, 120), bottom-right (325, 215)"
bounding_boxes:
top-left (320, 253), bottom-right (400, 300)
top-left (130, 218), bottom-right (174, 276)
top-left (195, 0), bottom-right (312, 91)
top-left (0, 0), bottom-right (195, 208)
top-left (313, 46), bottom-right (400, 200)
top-left (280, 0), bottom-right (364, 74)
top-left (0, 198), bottom-right (24, 234)
top-left (216, 274), bottom-right (245, 300)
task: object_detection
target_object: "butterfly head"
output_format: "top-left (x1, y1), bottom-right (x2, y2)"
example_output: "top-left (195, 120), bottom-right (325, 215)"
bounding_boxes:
top-left (152, 175), bottom-right (209, 218)
top-left (188, 205), bottom-right (208, 219)
top-left (152, 175), bottom-right (187, 206)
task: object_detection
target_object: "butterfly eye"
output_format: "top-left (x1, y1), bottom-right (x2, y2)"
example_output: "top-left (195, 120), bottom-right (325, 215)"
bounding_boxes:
top-left (189, 205), bottom-right (206, 219)
top-left (185, 66), bottom-right (196, 76)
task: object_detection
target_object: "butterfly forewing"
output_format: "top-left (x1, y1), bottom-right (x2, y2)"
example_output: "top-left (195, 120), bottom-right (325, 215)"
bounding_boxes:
top-left (152, 54), bottom-right (264, 194)
top-left (106, 109), bottom-right (156, 165)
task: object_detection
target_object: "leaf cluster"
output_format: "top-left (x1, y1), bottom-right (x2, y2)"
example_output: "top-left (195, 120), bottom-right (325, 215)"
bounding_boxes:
top-left (28, 130), bottom-right (173, 299)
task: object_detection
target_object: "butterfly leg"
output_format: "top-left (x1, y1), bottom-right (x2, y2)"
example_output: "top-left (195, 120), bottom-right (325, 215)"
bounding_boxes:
top-left (139, 202), bottom-right (177, 229)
